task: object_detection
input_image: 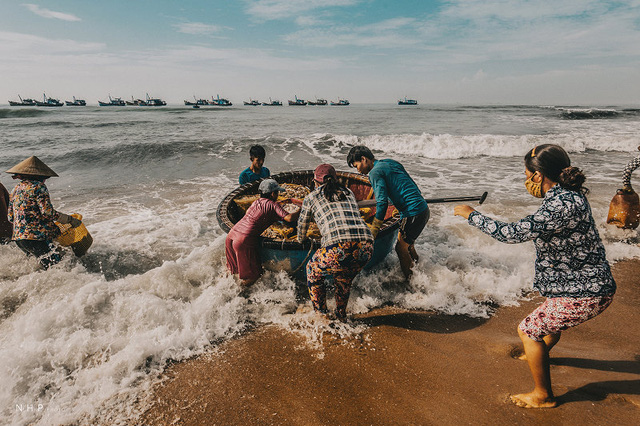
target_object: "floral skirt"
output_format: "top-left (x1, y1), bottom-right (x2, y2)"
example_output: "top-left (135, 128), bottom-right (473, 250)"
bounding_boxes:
top-left (519, 295), bottom-right (614, 341)
top-left (306, 240), bottom-right (374, 319)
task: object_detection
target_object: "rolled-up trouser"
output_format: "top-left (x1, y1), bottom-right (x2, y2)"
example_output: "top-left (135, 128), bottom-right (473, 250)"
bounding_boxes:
top-left (15, 239), bottom-right (63, 269)
top-left (306, 240), bottom-right (374, 319)
top-left (225, 229), bottom-right (262, 281)
top-left (399, 207), bottom-right (429, 245)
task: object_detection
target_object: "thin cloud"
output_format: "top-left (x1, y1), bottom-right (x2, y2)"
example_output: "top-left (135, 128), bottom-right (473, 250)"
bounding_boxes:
top-left (283, 17), bottom-right (419, 48)
top-left (0, 31), bottom-right (104, 54)
top-left (173, 22), bottom-right (224, 35)
top-left (149, 45), bottom-right (344, 71)
top-left (22, 3), bottom-right (81, 22)
top-left (415, 0), bottom-right (640, 63)
top-left (284, 30), bottom-right (419, 49)
top-left (245, 0), bottom-right (359, 21)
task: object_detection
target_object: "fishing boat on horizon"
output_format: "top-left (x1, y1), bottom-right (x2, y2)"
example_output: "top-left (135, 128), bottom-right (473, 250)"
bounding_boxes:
top-left (98, 95), bottom-right (126, 106)
top-left (184, 96), bottom-right (209, 106)
top-left (308, 98), bottom-right (327, 106)
top-left (65, 96), bottom-right (86, 106)
top-left (262, 98), bottom-right (282, 106)
top-left (139, 93), bottom-right (166, 106)
top-left (330, 98), bottom-right (350, 106)
top-left (35, 93), bottom-right (63, 107)
top-left (210, 95), bottom-right (232, 106)
top-left (8, 95), bottom-right (37, 106)
top-left (398, 97), bottom-right (418, 105)
top-left (125, 96), bottom-right (142, 106)
top-left (243, 98), bottom-right (260, 106)
top-left (288, 95), bottom-right (307, 106)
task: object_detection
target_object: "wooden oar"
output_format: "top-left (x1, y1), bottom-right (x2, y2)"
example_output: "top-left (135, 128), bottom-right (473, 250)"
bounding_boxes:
top-left (357, 191), bottom-right (488, 208)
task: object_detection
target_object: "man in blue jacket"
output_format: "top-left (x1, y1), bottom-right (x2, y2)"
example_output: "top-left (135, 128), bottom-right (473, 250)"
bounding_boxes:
top-left (347, 146), bottom-right (429, 278)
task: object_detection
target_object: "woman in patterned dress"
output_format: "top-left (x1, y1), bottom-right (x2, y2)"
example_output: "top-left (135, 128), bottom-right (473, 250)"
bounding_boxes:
top-left (297, 164), bottom-right (374, 321)
top-left (6, 156), bottom-right (81, 269)
top-left (454, 144), bottom-right (616, 409)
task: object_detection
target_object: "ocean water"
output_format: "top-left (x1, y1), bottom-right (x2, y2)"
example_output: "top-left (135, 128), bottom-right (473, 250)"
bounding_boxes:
top-left (1, 104), bottom-right (639, 424)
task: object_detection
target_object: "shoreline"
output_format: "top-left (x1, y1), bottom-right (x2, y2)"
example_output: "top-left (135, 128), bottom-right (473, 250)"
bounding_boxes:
top-left (135, 259), bottom-right (639, 425)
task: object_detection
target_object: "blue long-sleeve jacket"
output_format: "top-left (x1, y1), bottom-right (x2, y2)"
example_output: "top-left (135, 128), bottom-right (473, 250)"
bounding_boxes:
top-left (368, 159), bottom-right (428, 220)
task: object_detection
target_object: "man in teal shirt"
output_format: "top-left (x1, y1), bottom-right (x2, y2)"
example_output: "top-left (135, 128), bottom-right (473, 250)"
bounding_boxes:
top-left (347, 146), bottom-right (429, 278)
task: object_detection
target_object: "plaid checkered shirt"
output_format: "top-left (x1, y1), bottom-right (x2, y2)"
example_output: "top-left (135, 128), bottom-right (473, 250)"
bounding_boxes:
top-left (297, 186), bottom-right (373, 247)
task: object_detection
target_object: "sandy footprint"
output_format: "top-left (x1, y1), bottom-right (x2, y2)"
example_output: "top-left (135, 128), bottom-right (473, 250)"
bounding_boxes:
top-left (508, 344), bottom-right (527, 360)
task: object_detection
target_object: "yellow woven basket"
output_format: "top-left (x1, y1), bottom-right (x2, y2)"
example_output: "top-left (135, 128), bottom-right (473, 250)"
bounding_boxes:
top-left (55, 213), bottom-right (93, 256)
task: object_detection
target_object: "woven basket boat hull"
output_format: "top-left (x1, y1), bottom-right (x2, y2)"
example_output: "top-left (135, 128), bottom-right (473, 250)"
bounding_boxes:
top-left (216, 170), bottom-right (400, 279)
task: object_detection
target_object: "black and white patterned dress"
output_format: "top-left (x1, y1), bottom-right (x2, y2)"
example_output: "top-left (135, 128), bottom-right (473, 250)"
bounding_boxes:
top-left (622, 155), bottom-right (640, 187)
top-left (468, 185), bottom-right (616, 298)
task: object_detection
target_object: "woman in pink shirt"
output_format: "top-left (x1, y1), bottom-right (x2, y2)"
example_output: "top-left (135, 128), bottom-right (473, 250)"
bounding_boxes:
top-left (226, 179), bottom-right (299, 287)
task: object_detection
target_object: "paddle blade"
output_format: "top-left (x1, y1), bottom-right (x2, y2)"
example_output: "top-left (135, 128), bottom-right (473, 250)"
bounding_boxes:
top-left (478, 192), bottom-right (488, 205)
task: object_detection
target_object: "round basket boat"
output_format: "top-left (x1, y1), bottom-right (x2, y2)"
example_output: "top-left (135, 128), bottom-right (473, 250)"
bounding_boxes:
top-left (216, 170), bottom-right (401, 279)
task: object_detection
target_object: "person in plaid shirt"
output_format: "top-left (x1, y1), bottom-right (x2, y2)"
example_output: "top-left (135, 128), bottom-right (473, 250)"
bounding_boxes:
top-left (297, 164), bottom-right (373, 320)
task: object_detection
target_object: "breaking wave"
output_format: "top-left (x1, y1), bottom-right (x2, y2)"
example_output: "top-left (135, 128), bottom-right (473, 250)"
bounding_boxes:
top-left (0, 109), bottom-right (49, 119)
top-left (327, 132), bottom-right (639, 160)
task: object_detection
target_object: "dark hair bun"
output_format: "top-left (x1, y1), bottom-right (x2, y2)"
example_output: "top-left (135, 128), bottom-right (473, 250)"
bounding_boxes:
top-left (558, 167), bottom-right (586, 192)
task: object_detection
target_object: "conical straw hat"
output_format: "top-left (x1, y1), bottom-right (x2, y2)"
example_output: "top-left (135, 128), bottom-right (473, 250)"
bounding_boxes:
top-left (6, 156), bottom-right (59, 177)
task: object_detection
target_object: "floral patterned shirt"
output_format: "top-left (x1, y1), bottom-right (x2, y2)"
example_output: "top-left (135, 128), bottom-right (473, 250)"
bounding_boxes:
top-left (468, 185), bottom-right (616, 298)
top-left (8, 180), bottom-right (61, 241)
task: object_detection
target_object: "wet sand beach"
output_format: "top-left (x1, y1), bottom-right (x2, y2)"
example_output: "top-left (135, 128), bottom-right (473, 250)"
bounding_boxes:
top-left (136, 259), bottom-right (640, 426)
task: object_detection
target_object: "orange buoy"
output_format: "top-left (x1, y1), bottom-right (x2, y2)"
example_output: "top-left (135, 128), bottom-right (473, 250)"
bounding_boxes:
top-left (607, 189), bottom-right (640, 229)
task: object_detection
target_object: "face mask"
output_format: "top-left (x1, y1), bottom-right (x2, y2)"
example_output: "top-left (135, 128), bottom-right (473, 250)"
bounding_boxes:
top-left (525, 174), bottom-right (543, 198)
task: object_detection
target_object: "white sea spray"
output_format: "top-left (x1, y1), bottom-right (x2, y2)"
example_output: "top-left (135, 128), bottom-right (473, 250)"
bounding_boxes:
top-left (1, 104), bottom-right (638, 425)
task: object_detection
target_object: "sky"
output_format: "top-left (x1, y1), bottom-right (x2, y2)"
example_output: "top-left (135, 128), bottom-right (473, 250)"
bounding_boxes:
top-left (1, 0), bottom-right (639, 105)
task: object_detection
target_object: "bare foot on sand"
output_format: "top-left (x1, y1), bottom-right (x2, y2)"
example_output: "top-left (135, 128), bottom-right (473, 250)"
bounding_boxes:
top-left (510, 393), bottom-right (557, 409)
top-left (508, 346), bottom-right (526, 360)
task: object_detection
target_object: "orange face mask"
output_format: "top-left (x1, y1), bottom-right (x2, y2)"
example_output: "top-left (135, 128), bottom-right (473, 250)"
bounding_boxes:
top-left (525, 174), bottom-right (543, 198)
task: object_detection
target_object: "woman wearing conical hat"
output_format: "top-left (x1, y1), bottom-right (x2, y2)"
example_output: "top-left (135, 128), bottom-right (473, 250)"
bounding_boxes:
top-left (6, 156), bottom-right (81, 269)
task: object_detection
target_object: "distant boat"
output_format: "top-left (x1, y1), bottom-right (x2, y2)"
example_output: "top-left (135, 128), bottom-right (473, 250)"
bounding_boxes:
top-left (398, 97), bottom-right (418, 105)
top-left (308, 98), bottom-right (327, 106)
top-left (184, 96), bottom-right (208, 106)
top-left (210, 94), bottom-right (232, 106)
top-left (288, 95), bottom-right (307, 106)
top-left (65, 96), bottom-right (86, 106)
top-left (262, 98), bottom-right (282, 106)
top-left (140, 93), bottom-right (166, 106)
top-left (243, 98), bottom-right (260, 106)
top-left (330, 98), bottom-right (350, 106)
top-left (98, 95), bottom-right (126, 106)
top-left (8, 95), bottom-right (37, 106)
top-left (35, 93), bottom-right (63, 107)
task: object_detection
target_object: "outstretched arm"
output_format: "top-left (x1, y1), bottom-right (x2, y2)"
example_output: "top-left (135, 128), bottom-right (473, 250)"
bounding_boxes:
top-left (455, 197), bottom-right (577, 244)
top-left (296, 199), bottom-right (313, 243)
top-left (622, 155), bottom-right (640, 190)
